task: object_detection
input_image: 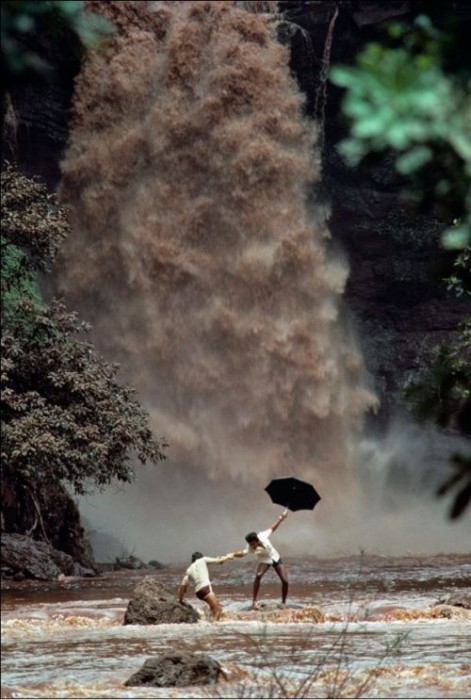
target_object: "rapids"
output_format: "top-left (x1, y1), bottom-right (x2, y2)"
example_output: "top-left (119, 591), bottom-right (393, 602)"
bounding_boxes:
top-left (2, 554), bottom-right (470, 698)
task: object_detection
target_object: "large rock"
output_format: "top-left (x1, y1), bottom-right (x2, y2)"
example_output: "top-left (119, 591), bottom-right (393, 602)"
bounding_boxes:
top-left (114, 554), bottom-right (147, 570)
top-left (123, 576), bottom-right (199, 625)
top-left (1, 533), bottom-right (74, 580)
top-left (1, 476), bottom-right (97, 571)
top-left (436, 593), bottom-right (471, 610)
top-left (432, 605), bottom-right (471, 620)
top-left (125, 652), bottom-right (224, 688)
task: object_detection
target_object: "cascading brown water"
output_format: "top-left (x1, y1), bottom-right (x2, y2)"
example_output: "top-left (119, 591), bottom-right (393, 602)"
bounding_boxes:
top-left (57, 0), bottom-right (377, 559)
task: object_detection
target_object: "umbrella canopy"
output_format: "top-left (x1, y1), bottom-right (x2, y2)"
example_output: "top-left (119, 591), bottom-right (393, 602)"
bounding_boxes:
top-left (265, 476), bottom-right (321, 512)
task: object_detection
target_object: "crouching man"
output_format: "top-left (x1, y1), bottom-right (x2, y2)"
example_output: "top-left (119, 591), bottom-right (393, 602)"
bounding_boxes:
top-left (178, 551), bottom-right (234, 621)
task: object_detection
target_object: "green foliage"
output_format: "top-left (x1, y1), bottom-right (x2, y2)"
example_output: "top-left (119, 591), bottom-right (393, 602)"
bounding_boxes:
top-left (1, 236), bottom-right (42, 324)
top-left (1, 163), bottom-right (69, 325)
top-left (445, 248), bottom-right (470, 297)
top-left (403, 328), bottom-right (471, 434)
top-left (1, 0), bottom-right (112, 87)
top-left (1, 163), bottom-right (69, 272)
top-left (331, 12), bottom-right (471, 518)
top-left (403, 325), bottom-right (470, 520)
top-left (437, 453), bottom-right (471, 520)
top-left (1, 299), bottom-right (166, 496)
top-left (330, 15), bottom-right (471, 249)
top-left (402, 297), bottom-right (471, 521)
top-left (1, 165), bottom-right (167, 499)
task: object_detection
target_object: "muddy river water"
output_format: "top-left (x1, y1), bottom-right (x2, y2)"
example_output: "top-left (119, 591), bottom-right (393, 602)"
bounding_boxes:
top-left (1, 554), bottom-right (470, 698)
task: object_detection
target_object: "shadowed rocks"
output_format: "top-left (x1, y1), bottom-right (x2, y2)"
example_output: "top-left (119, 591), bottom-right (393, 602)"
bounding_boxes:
top-left (125, 652), bottom-right (225, 688)
top-left (1, 533), bottom-right (96, 580)
top-left (123, 575), bottom-right (199, 625)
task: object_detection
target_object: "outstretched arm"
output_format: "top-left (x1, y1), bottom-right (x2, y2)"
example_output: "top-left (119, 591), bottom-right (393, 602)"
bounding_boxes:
top-left (270, 509), bottom-right (288, 533)
top-left (211, 553), bottom-right (236, 565)
top-left (227, 550), bottom-right (247, 558)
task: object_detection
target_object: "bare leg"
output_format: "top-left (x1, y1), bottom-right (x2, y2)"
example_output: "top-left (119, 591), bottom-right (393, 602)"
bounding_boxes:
top-left (204, 591), bottom-right (222, 621)
top-left (252, 563), bottom-right (270, 609)
top-left (274, 562), bottom-right (289, 604)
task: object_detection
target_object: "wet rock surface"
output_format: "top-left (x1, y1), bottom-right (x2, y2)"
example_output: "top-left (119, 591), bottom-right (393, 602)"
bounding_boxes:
top-left (125, 652), bottom-right (224, 688)
top-left (436, 592), bottom-right (471, 610)
top-left (1, 533), bottom-right (76, 580)
top-left (123, 575), bottom-right (199, 625)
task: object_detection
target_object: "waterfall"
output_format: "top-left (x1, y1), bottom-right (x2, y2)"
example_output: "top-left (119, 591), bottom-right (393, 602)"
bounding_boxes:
top-left (56, 0), bottom-right (378, 561)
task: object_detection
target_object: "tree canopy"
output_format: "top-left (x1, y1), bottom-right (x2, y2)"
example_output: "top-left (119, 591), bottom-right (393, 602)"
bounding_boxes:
top-left (330, 13), bottom-right (471, 252)
top-left (1, 164), bottom-right (167, 500)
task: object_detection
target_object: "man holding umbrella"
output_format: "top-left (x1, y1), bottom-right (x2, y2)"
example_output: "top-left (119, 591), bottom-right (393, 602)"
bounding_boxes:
top-left (231, 476), bottom-right (321, 610)
top-left (230, 509), bottom-right (289, 610)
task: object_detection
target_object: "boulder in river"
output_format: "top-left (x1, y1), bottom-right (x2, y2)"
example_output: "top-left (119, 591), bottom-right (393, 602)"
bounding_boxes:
top-left (123, 575), bottom-right (200, 625)
top-left (114, 554), bottom-right (146, 570)
top-left (436, 593), bottom-right (471, 610)
top-left (125, 652), bottom-right (225, 687)
top-left (1, 533), bottom-right (75, 580)
top-left (148, 559), bottom-right (165, 569)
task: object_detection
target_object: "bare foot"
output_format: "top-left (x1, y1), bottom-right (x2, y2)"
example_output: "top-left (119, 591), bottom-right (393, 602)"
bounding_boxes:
top-left (251, 602), bottom-right (260, 611)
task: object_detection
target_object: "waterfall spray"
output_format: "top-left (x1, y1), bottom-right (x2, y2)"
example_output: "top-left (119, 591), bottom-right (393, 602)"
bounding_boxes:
top-left (57, 1), bottom-right (378, 560)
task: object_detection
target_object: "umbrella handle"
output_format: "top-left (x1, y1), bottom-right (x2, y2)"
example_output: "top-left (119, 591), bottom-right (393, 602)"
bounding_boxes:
top-left (286, 486), bottom-right (296, 512)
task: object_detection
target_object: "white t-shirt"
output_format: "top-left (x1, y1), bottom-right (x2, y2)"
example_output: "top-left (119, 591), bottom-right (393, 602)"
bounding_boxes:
top-left (243, 528), bottom-right (281, 565)
top-left (181, 555), bottom-right (229, 593)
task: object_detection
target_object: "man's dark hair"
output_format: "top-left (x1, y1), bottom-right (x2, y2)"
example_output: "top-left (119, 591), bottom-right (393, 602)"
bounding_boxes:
top-left (191, 551), bottom-right (204, 562)
top-left (245, 532), bottom-right (258, 543)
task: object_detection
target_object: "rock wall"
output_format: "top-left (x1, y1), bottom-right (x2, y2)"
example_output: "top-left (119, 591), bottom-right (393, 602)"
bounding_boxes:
top-left (280, 0), bottom-right (470, 422)
top-left (1, 475), bottom-right (97, 578)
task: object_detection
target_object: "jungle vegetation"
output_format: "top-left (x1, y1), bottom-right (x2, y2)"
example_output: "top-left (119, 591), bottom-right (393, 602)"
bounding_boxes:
top-left (331, 9), bottom-right (471, 518)
top-left (1, 3), bottom-right (168, 544)
top-left (1, 164), bottom-right (167, 529)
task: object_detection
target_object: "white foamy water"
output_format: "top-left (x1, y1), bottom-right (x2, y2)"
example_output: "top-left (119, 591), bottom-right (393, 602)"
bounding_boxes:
top-left (2, 555), bottom-right (470, 698)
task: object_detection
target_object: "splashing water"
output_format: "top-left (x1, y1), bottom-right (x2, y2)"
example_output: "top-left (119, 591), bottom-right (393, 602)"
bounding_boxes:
top-left (2, 555), bottom-right (471, 699)
top-left (55, 1), bottom-right (400, 561)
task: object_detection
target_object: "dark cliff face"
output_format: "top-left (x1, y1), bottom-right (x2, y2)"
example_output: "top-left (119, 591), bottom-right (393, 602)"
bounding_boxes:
top-left (279, 0), bottom-right (470, 423)
top-left (1, 24), bottom-right (82, 188)
top-left (2, 0), bottom-right (467, 423)
top-left (1, 465), bottom-right (98, 578)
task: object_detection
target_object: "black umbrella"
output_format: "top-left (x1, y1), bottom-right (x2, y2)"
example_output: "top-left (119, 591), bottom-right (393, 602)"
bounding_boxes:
top-left (265, 476), bottom-right (321, 512)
